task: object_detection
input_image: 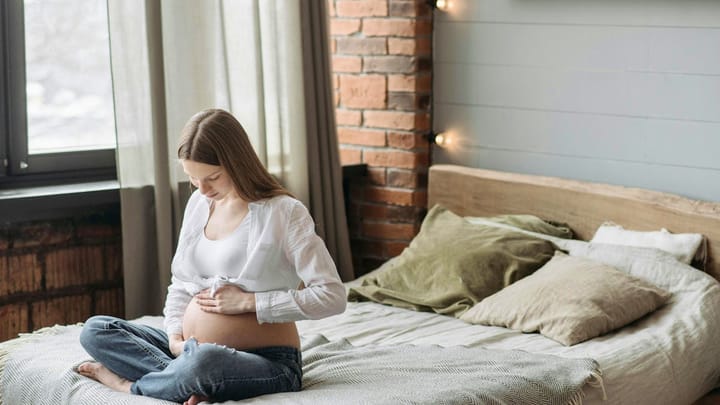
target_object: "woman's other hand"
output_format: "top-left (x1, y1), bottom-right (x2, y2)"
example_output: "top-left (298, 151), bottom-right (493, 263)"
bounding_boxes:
top-left (194, 285), bottom-right (256, 315)
top-left (169, 334), bottom-right (186, 357)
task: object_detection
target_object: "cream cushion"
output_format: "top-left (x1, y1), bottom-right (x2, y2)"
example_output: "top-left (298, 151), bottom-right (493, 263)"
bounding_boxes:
top-left (460, 251), bottom-right (672, 346)
top-left (590, 222), bottom-right (703, 265)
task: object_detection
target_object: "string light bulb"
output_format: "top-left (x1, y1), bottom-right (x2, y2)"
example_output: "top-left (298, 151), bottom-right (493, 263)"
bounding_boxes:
top-left (429, 0), bottom-right (450, 11)
top-left (427, 131), bottom-right (449, 147)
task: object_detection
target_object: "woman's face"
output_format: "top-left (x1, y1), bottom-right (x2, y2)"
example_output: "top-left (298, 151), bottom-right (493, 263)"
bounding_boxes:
top-left (181, 160), bottom-right (236, 201)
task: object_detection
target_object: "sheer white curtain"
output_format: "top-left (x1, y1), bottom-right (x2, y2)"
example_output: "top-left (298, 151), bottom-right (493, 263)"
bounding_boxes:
top-left (107, 0), bottom-right (353, 318)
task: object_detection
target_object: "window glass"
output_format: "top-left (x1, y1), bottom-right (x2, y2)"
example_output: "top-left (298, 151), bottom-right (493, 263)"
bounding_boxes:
top-left (24, 0), bottom-right (115, 154)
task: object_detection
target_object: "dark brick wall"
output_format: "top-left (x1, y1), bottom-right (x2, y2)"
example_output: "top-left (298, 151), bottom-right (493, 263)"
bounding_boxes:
top-left (0, 208), bottom-right (124, 342)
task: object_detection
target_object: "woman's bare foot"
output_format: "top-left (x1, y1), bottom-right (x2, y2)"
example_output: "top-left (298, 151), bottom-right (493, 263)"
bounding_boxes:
top-left (184, 394), bottom-right (209, 405)
top-left (76, 361), bottom-right (132, 393)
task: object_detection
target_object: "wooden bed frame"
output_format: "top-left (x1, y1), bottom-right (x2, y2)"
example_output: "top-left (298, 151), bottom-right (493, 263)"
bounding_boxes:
top-left (428, 164), bottom-right (720, 281)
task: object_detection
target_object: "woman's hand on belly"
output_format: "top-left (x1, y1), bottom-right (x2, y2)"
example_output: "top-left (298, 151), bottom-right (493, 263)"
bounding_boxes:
top-left (194, 285), bottom-right (256, 314)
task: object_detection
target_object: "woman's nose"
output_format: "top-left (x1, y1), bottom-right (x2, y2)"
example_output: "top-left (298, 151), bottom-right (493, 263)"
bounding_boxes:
top-left (198, 181), bottom-right (212, 194)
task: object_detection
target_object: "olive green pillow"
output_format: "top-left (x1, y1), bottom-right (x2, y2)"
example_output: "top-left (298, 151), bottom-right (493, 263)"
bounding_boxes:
top-left (473, 215), bottom-right (574, 239)
top-left (347, 205), bottom-right (557, 317)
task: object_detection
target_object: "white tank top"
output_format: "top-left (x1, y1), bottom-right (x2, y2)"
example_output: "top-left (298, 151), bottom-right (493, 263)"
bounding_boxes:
top-left (187, 215), bottom-right (251, 279)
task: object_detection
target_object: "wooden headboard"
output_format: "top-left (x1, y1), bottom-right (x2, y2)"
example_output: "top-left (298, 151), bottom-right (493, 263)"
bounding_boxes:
top-left (428, 165), bottom-right (720, 281)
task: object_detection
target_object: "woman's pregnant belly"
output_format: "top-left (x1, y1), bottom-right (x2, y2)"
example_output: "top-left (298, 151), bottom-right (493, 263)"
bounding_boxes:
top-left (182, 298), bottom-right (300, 350)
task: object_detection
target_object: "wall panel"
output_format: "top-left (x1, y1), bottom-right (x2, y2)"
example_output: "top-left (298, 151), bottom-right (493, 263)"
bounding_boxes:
top-left (433, 0), bottom-right (720, 202)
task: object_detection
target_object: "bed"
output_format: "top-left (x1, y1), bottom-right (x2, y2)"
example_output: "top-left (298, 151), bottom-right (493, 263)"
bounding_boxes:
top-left (2, 164), bottom-right (720, 405)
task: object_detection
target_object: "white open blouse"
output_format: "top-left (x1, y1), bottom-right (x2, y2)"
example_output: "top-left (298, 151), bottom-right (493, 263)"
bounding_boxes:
top-left (162, 191), bottom-right (346, 335)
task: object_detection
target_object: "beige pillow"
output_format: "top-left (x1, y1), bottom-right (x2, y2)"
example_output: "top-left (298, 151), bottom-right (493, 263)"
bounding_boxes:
top-left (460, 251), bottom-right (672, 346)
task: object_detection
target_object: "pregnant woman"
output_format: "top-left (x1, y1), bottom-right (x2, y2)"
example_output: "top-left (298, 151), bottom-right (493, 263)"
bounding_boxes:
top-left (77, 108), bottom-right (347, 405)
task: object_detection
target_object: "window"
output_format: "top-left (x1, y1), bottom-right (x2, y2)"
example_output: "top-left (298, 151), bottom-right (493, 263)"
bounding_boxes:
top-left (1, 0), bottom-right (116, 188)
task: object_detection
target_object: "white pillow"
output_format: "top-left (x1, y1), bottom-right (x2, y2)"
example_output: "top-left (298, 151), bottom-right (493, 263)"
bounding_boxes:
top-left (590, 222), bottom-right (704, 265)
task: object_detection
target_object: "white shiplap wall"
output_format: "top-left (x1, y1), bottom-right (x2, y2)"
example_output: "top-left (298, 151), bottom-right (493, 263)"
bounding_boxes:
top-left (432, 0), bottom-right (720, 202)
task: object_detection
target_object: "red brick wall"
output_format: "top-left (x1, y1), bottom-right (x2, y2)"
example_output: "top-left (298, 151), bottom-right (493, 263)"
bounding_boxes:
top-left (0, 210), bottom-right (124, 342)
top-left (329, 0), bottom-right (433, 276)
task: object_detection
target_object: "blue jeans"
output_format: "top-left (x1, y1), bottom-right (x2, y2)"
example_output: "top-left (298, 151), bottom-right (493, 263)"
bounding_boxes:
top-left (79, 315), bottom-right (302, 403)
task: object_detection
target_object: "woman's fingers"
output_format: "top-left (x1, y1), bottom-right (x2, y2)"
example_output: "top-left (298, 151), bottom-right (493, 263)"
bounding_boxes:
top-left (199, 305), bottom-right (219, 313)
top-left (194, 291), bottom-right (218, 308)
top-left (194, 285), bottom-right (252, 314)
top-left (196, 297), bottom-right (220, 313)
top-left (194, 292), bottom-right (212, 300)
top-left (197, 298), bottom-right (217, 306)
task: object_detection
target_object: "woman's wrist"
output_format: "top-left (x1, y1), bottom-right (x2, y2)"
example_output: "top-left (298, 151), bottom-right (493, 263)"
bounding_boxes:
top-left (168, 334), bottom-right (185, 357)
top-left (246, 293), bottom-right (257, 313)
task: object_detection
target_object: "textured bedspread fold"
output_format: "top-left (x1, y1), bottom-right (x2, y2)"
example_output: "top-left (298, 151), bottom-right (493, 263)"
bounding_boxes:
top-left (0, 321), bottom-right (602, 405)
top-left (298, 334), bottom-right (602, 405)
top-left (0, 324), bottom-right (175, 405)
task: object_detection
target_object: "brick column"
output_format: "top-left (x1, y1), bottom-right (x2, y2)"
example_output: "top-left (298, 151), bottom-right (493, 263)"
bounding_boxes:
top-left (329, 0), bottom-right (433, 276)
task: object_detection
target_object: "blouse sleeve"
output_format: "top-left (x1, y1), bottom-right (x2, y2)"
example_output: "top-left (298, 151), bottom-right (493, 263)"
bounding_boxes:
top-left (254, 200), bottom-right (347, 323)
top-left (162, 191), bottom-right (202, 335)
top-left (162, 275), bottom-right (192, 336)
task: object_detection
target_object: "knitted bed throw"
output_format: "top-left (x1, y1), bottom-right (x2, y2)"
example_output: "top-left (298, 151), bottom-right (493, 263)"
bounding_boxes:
top-left (0, 326), bottom-right (603, 405)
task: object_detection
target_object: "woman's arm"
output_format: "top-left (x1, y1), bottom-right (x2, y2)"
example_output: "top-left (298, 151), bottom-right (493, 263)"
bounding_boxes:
top-left (163, 275), bottom-right (193, 336)
top-left (254, 201), bottom-right (347, 323)
top-left (163, 190), bottom-right (204, 336)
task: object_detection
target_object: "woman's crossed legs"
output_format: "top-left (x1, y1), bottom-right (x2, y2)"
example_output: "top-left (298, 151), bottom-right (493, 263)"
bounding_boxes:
top-left (78, 316), bottom-right (301, 404)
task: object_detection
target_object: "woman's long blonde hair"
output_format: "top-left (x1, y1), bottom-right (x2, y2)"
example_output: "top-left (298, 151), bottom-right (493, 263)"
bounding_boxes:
top-left (177, 108), bottom-right (293, 201)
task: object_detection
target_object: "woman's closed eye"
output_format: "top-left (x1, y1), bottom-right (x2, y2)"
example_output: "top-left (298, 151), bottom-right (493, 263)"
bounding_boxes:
top-left (190, 175), bottom-right (220, 185)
